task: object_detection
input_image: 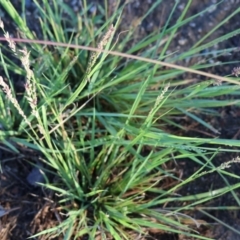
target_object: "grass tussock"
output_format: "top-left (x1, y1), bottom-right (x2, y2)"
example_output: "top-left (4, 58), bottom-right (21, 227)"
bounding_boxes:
top-left (0, 1), bottom-right (240, 239)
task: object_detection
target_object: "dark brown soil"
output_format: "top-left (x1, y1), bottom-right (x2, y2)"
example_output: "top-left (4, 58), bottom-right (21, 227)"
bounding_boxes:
top-left (1, 0), bottom-right (240, 239)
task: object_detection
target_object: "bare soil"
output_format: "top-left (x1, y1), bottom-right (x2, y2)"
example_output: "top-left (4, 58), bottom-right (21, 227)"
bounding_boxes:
top-left (1, 0), bottom-right (240, 239)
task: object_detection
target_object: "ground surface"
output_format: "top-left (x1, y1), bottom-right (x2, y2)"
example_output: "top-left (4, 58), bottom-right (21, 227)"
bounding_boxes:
top-left (1, 0), bottom-right (240, 239)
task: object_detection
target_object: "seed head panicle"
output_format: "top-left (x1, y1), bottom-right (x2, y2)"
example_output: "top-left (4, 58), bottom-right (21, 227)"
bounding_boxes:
top-left (86, 25), bottom-right (115, 82)
top-left (232, 66), bottom-right (240, 77)
top-left (0, 77), bottom-right (31, 126)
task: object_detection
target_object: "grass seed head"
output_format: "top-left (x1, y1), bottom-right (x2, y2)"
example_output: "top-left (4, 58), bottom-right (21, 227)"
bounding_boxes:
top-left (0, 76), bottom-right (31, 127)
top-left (0, 21), bottom-right (37, 122)
top-left (232, 66), bottom-right (240, 77)
top-left (86, 24), bottom-right (115, 82)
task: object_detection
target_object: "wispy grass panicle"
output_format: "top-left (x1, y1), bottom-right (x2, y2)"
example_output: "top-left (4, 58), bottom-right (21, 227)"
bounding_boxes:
top-left (196, 156), bottom-right (240, 179)
top-left (85, 24), bottom-right (115, 82)
top-left (0, 20), bottom-right (38, 122)
top-left (97, 24), bottom-right (115, 53)
top-left (232, 67), bottom-right (240, 77)
top-left (154, 83), bottom-right (170, 107)
top-left (218, 156), bottom-right (240, 170)
top-left (148, 82), bottom-right (170, 119)
top-left (0, 76), bottom-right (31, 127)
top-left (0, 19), bottom-right (16, 54)
top-left (19, 48), bottom-right (38, 117)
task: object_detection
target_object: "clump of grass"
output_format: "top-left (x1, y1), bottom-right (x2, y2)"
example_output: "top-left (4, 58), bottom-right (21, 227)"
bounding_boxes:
top-left (1, 1), bottom-right (240, 239)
